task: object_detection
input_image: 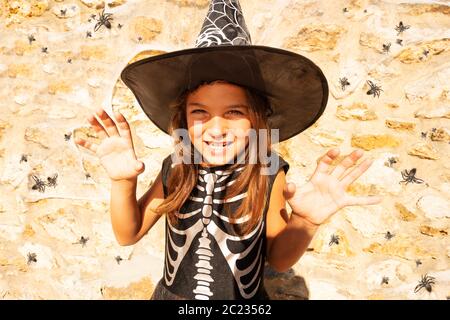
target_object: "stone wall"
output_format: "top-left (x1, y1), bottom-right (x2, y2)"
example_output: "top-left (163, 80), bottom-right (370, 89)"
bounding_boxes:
top-left (0, 0), bottom-right (448, 299)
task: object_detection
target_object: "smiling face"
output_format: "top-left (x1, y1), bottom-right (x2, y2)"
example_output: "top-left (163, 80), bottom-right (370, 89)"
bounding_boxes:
top-left (186, 81), bottom-right (253, 167)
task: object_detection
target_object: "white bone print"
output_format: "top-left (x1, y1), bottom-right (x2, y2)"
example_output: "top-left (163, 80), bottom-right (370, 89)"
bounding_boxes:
top-left (163, 165), bottom-right (265, 300)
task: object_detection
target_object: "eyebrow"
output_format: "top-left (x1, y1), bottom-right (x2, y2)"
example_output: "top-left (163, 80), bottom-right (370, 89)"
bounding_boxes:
top-left (187, 102), bottom-right (249, 109)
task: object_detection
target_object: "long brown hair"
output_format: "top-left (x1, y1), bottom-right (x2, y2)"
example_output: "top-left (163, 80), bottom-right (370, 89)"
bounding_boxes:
top-left (154, 80), bottom-right (273, 236)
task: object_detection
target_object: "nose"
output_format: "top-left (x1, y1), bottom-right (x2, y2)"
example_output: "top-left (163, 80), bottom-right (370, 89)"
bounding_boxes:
top-left (204, 116), bottom-right (228, 139)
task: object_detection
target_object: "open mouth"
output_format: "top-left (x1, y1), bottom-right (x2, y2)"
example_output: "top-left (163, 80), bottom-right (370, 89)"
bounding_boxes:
top-left (204, 141), bottom-right (234, 154)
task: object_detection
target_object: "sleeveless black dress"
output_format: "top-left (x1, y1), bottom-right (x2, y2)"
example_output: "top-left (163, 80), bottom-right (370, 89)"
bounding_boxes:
top-left (151, 153), bottom-right (289, 300)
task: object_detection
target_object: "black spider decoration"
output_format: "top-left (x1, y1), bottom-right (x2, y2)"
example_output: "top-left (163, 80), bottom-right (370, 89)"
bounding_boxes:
top-left (41, 47), bottom-right (48, 54)
top-left (31, 175), bottom-right (46, 193)
top-left (329, 234), bottom-right (340, 246)
top-left (382, 42), bottom-right (391, 53)
top-left (385, 231), bottom-right (395, 240)
top-left (86, 31), bottom-right (92, 38)
top-left (366, 80), bottom-right (383, 98)
top-left (422, 49), bottom-right (429, 57)
top-left (64, 132), bottom-right (72, 141)
top-left (94, 9), bottom-right (113, 32)
top-left (381, 276), bottom-right (389, 285)
top-left (73, 236), bottom-right (89, 247)
top-left (118, 23), bottom-right (123, 29)
top-left (396, 39), bottom-right (403, 46)
top-left (343, 7), bottom-right (348, 13)
top-left (28, 35), bottom-right (36, 45)
top-left (60, 9), bottom-right (67, 17)
top-left (415, 259), bottom-right (422, 267)
top-left (414, 274), bottom-right (435, 293)
top-left (399, 168), bottom-right (426, 185)
top-left (27, 252), bottom-right (37, 265)
top-left (20, 154), bottom-right (28, 163)
top-left (115, 256), bottom-right (123, 265)
top-left (85, 172), bottom-right (91, 179)
top-left (421, 131), bottom-right (427, 139)
top-left (386, 157), bottom-right (397, 167)
top-left (67, 58), bottom-right (72, 64)
top-left (46, 174), bottom-right (58, 188)
top-left (339, 77), bottom-right (350, 91)
top-left (395, 21), bottom-right (410, 35)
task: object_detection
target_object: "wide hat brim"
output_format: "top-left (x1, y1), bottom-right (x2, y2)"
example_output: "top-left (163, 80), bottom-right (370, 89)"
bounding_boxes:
top-left (120, 45), bottom-right (328, 142)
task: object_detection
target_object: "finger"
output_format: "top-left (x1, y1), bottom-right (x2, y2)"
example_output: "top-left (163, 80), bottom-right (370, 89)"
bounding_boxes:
top-left (344, 194), bottom-right (383, 207)
top-left (340, 158), bottom-right (374, 187)
top-left (313, 148), bottom-right (340, 175)
top-left (95, 107), bottom-right (120, 137)
top-left (113, 111), bottom-right (133, 142)
top-left (87, 113), bottom-right (108, 139)
top-left (74, 137), bottom-right (98, 153)
top-left (283, 182), bottom-right (296, 200)
top-left (134, 160), bottom-right (145, 174)
top-left (330, 149), bottom-right (364, 179)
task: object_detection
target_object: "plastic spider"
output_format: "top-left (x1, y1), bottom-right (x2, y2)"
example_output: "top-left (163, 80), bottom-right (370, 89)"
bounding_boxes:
top-left (74, 236), bottom-right (89, 247)
top-left (366, 80), bottom-right (383, 98)
top-left (94, 9), bottom-right (113, 32)
top-left (382, 42), bottom-right (391, 53)
top-left (31, 175), bottom-right (46, 193)
top-left (64, 132), bottom-right (72, 141)
top-left (27, 252), bottom-right (37, 265)
top-left (28, 35), bottom-right (36, 45)
top-left (395, 21), bottom-right (410, 35)
top-left (115, 256), bottom-right (123, 265)
top-left (381, 276), bottom-right (389, 285)
top-left (414, 274), bottom-right (435, 293)
top-left (329, 234), bottom-right (340, 246)
top-left (339, 77), bottom-right (350, 91)
top-left (385, 231), bottom-right (395, 240)
top-left (20, 154), bottom-right (28, 163)
top-left (386, 157), bottom-right (397, 167)
top-left (399, 168), bottom-right (424, 185)
top-left (46, 173), bottom-right (58, 188)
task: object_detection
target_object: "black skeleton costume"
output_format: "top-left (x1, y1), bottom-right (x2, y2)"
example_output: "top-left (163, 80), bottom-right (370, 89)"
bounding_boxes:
top-left (151, 153), bottom-right (289, 300)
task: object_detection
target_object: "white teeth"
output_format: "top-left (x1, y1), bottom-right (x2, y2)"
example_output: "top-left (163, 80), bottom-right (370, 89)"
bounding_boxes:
top-left (205, 141), bottom-right (232, 150)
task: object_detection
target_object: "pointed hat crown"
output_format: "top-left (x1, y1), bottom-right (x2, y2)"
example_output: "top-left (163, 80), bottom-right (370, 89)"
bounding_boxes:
top-left (195, 0), bottom-right (252, 48)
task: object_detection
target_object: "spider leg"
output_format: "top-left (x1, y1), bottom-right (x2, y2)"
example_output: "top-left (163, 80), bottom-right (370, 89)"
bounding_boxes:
top-left (414, 284), bottom-right (422, 293)
top-left (413, 177), bottom-right (424, 184)
top-left (401, 171), bottom-right (407, 180)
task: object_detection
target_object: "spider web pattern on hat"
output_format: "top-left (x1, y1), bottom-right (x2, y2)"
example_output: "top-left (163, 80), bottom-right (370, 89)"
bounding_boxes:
top-left (195, 0), bottom-right (252, 47)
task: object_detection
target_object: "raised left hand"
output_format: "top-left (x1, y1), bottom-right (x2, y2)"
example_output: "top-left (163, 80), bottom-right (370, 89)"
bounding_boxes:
top-left (283, 148), bottom-right (383, 226)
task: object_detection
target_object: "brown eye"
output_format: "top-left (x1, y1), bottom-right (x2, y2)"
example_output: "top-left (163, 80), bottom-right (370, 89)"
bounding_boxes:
top-left (191, 109), bottom-right (206, 114)
top-left (227, 110), bottom-right (244, 116)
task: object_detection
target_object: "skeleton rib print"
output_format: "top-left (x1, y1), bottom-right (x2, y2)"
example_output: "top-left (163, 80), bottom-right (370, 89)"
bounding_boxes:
top-left (163, 164), bottom-right (266, 300)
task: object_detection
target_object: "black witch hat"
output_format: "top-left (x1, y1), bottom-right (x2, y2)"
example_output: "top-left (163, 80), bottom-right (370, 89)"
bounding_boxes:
top-left (120, 0), bottom-right (329, 142)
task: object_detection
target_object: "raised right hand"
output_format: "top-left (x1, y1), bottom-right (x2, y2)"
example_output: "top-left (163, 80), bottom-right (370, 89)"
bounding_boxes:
top-left (74, 108), bottom-right (145, 182)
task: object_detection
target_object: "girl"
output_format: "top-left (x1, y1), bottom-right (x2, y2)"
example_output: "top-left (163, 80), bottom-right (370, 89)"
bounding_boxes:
top-left (75, 0), bottom-right (383, 299)
top-left (74, 79), bottom-right (382, 300)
